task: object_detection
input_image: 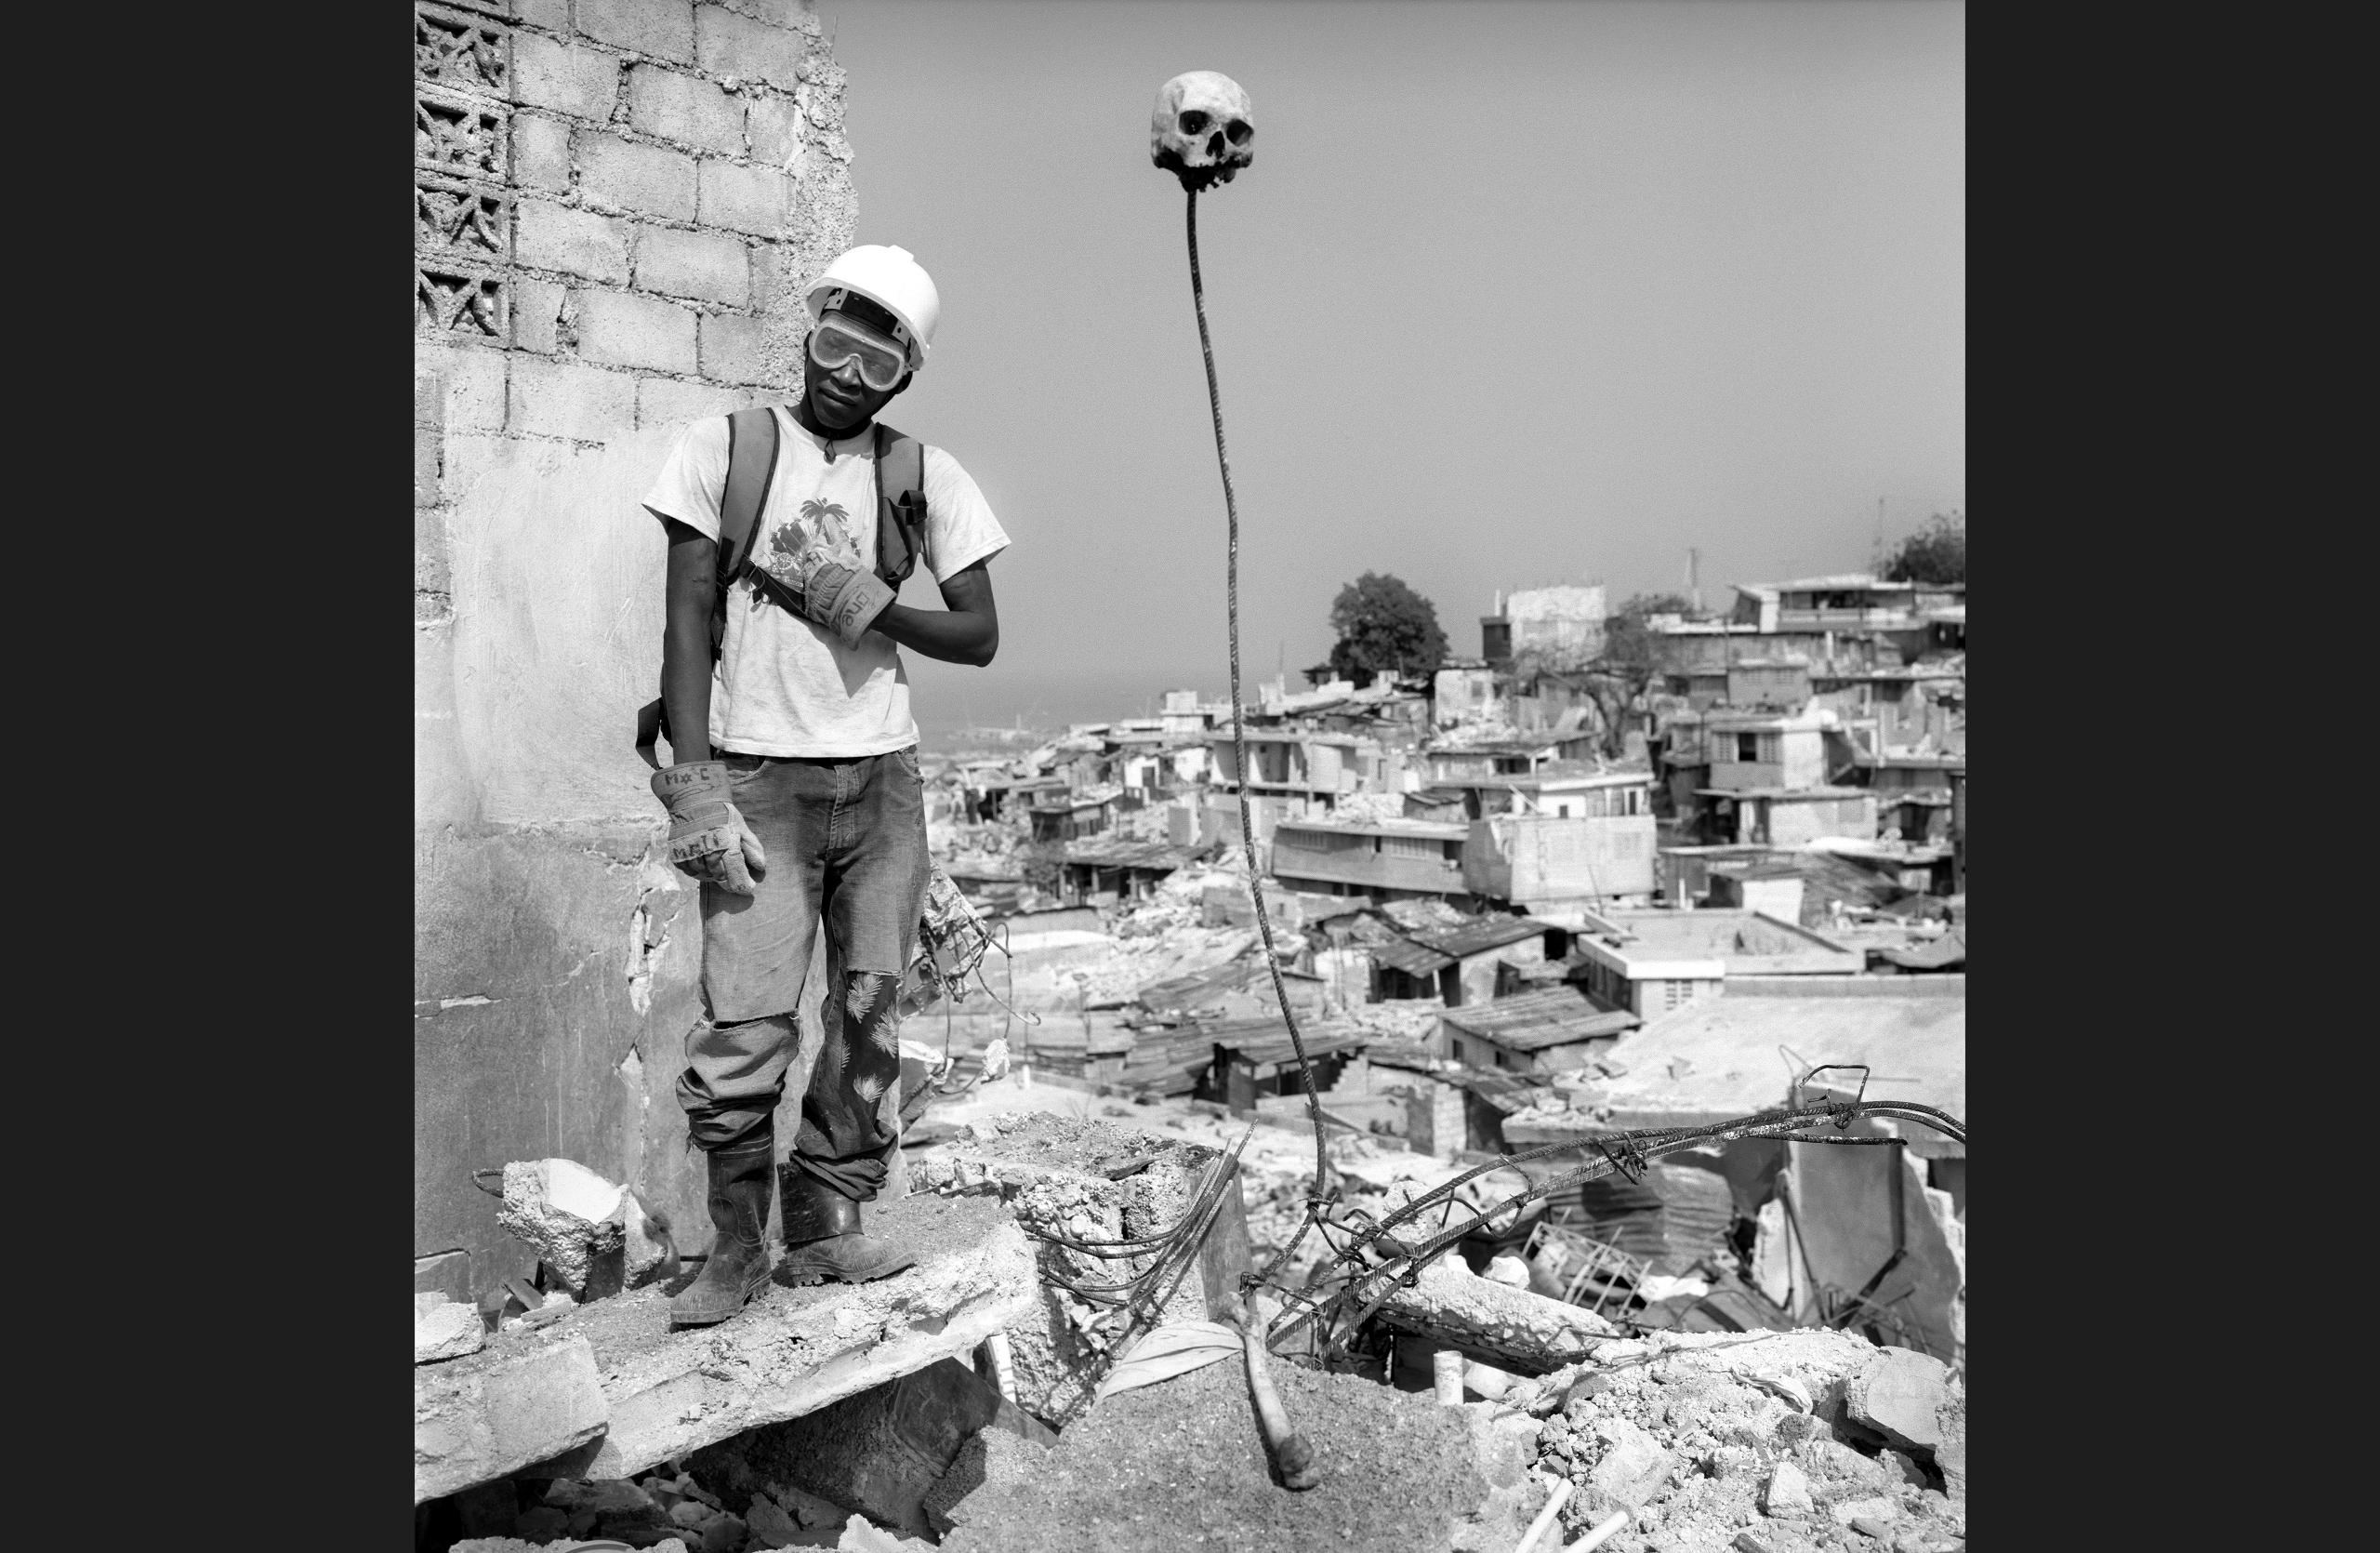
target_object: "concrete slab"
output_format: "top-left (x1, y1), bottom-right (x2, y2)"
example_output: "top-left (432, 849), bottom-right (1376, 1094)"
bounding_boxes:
top-left (496, 1192), bottom-right (1032, 1487)
top-left (416, 1328), bottom-right (609, 1503)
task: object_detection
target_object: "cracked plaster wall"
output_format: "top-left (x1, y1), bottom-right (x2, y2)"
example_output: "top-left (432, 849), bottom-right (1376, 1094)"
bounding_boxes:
top-left (415, 0), bottom-right (857, 1306)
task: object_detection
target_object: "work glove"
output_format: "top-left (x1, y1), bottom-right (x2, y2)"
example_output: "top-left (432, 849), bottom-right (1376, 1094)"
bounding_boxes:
top-left (756, 542), bottom-right (895, 650)
top-left (651, 762), bottom-right (768, 895)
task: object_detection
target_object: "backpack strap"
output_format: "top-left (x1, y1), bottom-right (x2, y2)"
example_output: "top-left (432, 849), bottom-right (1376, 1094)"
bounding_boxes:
top-left (636, 407), bottom-right (783, 767)
top-left (873, 421), bottom-right (929, 589)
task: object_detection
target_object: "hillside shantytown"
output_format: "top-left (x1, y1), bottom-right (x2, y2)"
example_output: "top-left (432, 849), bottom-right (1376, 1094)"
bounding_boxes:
top-left (415, 6), bottom-right (1966, 1551)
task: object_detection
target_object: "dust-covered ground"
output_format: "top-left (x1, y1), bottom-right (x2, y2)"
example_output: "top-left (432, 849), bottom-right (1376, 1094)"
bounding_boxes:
top-left (937, 1355), bottom-right (1482, 1553)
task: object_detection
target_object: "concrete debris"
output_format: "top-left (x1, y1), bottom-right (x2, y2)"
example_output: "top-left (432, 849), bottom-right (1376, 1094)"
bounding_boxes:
top-left (496, 1157), bottom-right (631, 1299)
top-left (1379, 1254), bottom-right (1621, 1373)
top-left (1576, 1414), bottom-right (1675, 1517)
top-left (908, 1112), bottom-right (1252, 1421)
top-left (416, 1293), bottom-right (488, 1363)
top-left (1516, 1330), bottom-right (1966, 1552)
top-left (935, 1354), bottom-right (1492, 1553)
top-left (1761, 1461), bottom-right (1814, 1517)
top-left (1844, 1347), bottom-right (1959, 1457)
top-left (414, 1330), bottom-right (607, 1503)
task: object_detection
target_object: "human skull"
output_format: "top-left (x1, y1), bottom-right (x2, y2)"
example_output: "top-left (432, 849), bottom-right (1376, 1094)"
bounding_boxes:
top-left (1150, 71), bottom-right (1253, 192)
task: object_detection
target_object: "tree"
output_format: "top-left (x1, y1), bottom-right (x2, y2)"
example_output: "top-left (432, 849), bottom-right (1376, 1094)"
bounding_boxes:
top-left (1326, 572), bottom-right (1447, 688)
top-left (1881, 511), bottom-right (1965, 584)
top-left (1564, 592), bottom-right (1693, 757)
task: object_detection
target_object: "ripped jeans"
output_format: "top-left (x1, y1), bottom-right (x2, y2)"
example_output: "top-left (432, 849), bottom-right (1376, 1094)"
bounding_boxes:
top-left (676, 746), bottom-right (929, 1201)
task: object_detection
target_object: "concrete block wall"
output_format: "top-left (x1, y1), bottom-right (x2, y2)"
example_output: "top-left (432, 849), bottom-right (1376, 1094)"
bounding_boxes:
top-left (415, 0), bottom-right (857, 1307)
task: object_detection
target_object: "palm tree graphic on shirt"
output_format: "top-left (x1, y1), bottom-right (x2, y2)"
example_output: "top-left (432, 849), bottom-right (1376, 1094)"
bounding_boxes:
top-left (757, 498), bottom-right (861, 604)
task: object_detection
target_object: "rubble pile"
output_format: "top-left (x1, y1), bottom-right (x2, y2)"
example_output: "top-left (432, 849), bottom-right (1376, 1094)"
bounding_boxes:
top-left (908, 1111), bottom-right (1242, 1421)
top-left (933, 1351), bottom-right (1494, 1553)
top-left (1503, 1330), bottom-right (1966, 1553)
top-left (443, 1455), bottom-right (935, 1552)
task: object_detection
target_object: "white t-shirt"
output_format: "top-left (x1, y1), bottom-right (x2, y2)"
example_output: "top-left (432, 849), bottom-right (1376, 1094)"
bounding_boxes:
top-left (641, 404), bottom-right (1010, 757)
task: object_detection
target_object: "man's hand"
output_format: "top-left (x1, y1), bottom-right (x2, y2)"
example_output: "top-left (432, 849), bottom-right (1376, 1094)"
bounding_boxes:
top-left (651, 762), bottom-right (769, 895)
top-left (760, 546), bottom-right (895, 649)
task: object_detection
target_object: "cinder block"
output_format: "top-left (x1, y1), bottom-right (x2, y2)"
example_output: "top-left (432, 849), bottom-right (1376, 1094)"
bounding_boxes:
top-left (579, 132), bottom-right (697, 222)
top-left (575, 289), bottom-right (699, 374)
top-left (513, 33), bottom-right (621, 121)
top-left (416, 425), bottom-right (443, 509)
top-left (635, 226), bottom-right (749, 306)
top-left (577, 0), bottom-right (695, 63)
top-left (511, 278), bottom-right (568, 353)
top-left (694, 3), bottom-right (810, 86)
top-left (698, 312), bottom-right (769, 383)
top-left (627, 64), bottom-right (744, 156)
top-left (509, 356), bottom-right (639, 442)
top-left (698, 158), bottom-right (788, 236)
top-left (515, 199), bottom-right (630, 284)
top-left (638, 375), bottom-right (752, 429)
top-left (512, 113), bottom-right (572, 192)
top-left (713, 0), bottom-right (814, 31)
top-left (747, 241), bottom-right (797, 310)
top-left (416, 364), bottom-right (445, 429)
top-left (443, 347), bottom-right (509, 431)
top-left (746, 93), bottom-right (802, 166)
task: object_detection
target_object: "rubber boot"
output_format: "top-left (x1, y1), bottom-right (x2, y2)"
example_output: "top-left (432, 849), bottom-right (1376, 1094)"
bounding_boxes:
top-left (778, 1162), bottom-right (917, 1286)
top-left (668, 1134), bottom-right (776, 1326)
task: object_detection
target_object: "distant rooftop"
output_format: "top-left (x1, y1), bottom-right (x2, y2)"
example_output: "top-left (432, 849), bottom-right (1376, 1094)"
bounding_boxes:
top-left (1575, 909), bottom-right (1862, 976)
top-left (1441, 986), bottom-right (1640, 1052)
top-left (1276, 816), bottom-right (1468, 840)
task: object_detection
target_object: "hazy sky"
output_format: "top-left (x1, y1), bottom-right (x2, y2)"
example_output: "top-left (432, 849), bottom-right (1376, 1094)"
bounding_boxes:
top-left (826, 0), bottom-right (1964, 732)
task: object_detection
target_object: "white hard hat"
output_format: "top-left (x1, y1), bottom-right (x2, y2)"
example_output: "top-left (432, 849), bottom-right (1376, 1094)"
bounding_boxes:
top-left (805, 245), bottom-right (940, 372)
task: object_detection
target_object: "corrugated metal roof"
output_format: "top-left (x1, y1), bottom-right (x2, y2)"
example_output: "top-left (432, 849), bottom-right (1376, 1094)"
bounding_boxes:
top-left (1138, 958), bottom-right (1323, 1012)
top-left (1442, 987), bottom-right (1642, 1052)
top-left (1204, 1020), bottom-right (1373, 1071)
top-left (1415, 916), bottom-right (1554, 960)
top-left (1371, 938), bottom-right (1455, 976)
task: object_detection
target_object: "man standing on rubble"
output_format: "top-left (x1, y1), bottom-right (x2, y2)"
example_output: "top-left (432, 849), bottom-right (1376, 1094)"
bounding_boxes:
top-left (640, 245), bottom-right (1009, 1326)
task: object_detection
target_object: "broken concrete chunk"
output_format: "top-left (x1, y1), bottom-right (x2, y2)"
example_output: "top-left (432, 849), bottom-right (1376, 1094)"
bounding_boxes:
top-left (1844, 1348), bottom-right (1954, 1455)
top-left (1832, 1495), bottom-right (1900, 1527)
top-left (416, 1298), bottom-right (488, 1363)
top-left (1380, 1254), bottom-right (1620, 1374)
top-left (1934, 1437), bottom-right (1967, 1502)
top-left (496, 1158), bottom-right (628, 1298)
top-left (838, 1513), bottom-right (933, 1552)
top-left (1761, 1461), bottom-right (1814, 1518)
top-left (1580, 1415), bottom-right (1674, 1517)
top-left (746, 1493), bottom-right (802, 1547)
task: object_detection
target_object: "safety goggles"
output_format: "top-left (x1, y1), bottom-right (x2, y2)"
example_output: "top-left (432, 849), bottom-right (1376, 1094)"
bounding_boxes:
top-left (807, 312), bottom-right (910, 391)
